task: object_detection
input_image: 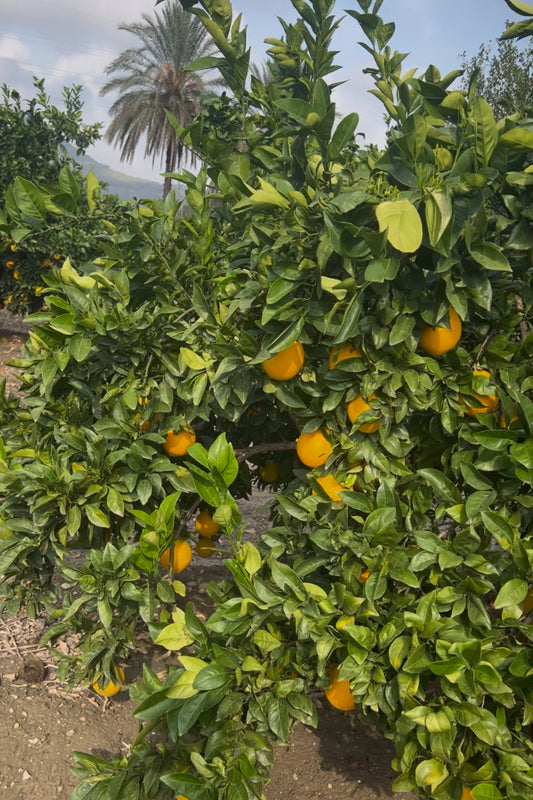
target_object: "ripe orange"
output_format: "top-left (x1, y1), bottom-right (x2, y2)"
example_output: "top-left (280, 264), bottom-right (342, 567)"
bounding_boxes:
top-left (461, 789), bottom-right (473, 800)
top-left (462, 370), bottom-right (499, 416)
top-left (296, 429), bottom-right (332, 467)
top-left (176, 796), bottom-right (191, 800)
top-left (523, 588), bottom-right (533, 616)
top-left (418, 307), bottom-right (462, 356)
top-left (325, 665), bottom-right (355, 711)
top-left (316, 474), bottom-right (350, 502)
top-left (328, 343), bottom-right (361, 369)
top-left (360, 568), bottom-right (371, 583)
top-left (92, 665), bottom-right (125, 697)
top-left (500, 409), bottom-right (519, 429)
top-left (260, 459), bottom-right (279, 483)
top-left (347, 393), bottom-right (380, 433)
top-left (163, 428), bottom-right (196, 456)
top-left (261, 341), bottom-right (304, 381)
top-left (195, 510), bottom-right (220, 537)
top-left (196, 537), bottom-right (216, 558)
top-left (160, 539), bottom-right (192, 572)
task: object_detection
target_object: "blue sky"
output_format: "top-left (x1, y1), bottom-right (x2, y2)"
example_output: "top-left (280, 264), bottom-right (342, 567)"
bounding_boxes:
top-left (0, 0), bottom-right (519, 183)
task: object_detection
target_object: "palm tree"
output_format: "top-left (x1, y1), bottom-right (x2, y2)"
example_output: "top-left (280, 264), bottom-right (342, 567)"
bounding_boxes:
top-left (100, 1), bottom-right (220, 197)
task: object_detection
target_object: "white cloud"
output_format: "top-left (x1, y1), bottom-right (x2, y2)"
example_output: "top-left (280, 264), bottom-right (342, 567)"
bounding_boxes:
top-left (0, 33), bottom-right (30, 62)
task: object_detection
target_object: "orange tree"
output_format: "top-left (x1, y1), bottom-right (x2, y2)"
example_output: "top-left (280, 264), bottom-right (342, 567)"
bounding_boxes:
top-left (0, 1), bottom-right (532, 799)
top-left (0, 165), bottom-right (130, 314)
top-left (0, 79), bottom-right (104, 313)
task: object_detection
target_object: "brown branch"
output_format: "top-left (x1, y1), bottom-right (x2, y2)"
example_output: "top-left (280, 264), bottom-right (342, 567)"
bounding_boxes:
top-left (515, 294), bottom-right (529, 342)
top-left (475, 329), bottom-right (500, 367)
top-left (234, 441), bottom-right (296, 462)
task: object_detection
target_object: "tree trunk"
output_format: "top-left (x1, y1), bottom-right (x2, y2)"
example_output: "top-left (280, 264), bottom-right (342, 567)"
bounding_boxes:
top-left (163, 138), bottom-right (174, 199)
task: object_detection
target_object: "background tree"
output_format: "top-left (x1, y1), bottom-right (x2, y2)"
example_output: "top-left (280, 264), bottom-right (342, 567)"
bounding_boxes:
top-left (100, 0), bottom-right (222, 198)
top-left (460, 33), bottom-right (533, 119)
top-left (0, 77), bottom-right (101, 206)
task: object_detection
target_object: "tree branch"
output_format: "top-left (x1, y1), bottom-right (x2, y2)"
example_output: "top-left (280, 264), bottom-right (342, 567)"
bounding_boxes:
top-left (234, 441), bottom-right (296, 462)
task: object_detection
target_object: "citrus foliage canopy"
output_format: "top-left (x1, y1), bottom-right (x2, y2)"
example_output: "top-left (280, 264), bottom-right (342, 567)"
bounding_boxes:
top-left (0, 1), bottom-right (532, 800)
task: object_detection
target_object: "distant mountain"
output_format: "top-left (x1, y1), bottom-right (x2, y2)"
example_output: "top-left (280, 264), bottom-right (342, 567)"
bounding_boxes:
top-left (64, 145), bottom-right (166, 201)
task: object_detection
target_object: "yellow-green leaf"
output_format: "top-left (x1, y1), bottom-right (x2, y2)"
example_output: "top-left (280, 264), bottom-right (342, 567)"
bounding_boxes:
top-left (376, 199), bottom-right (423, 253)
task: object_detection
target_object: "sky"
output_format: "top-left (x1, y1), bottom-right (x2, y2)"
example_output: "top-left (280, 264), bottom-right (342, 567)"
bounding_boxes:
top-left (0, 0), bottom-right (520, 184)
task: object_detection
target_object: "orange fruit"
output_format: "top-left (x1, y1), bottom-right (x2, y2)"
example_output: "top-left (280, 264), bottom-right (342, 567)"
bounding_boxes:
top-left (160, 539), bottom-right (192, 572)
top-left (461, 789), bottom-right (473, 800)
top-left (196, 537), bottom-right (216, 558)
top-left (360, 568), bottom-right (371, 582)
top-left (418, 307), bottom-right (462, 356)
top-left (500, 409), bottom-right (519, 429)
top-left (523, 588), bottom-right (533, 616)
top-left (462, 370), bottom-right (499, 416)
top-left (260, 459), bottom-right (279, 483)
top-left (92, 665), bottom-right (125, 697)
top-left (325, 665), bottom-right (355, 711)
top-left (261, 341), bottom-right (304, 381)
top-left (163, 428), bottom-right (196, 456)
top-left (296, 429), bottom-right (332, 467)
top-left (347, 393), bottom-right (380, 433)
top-left (328, 343), bottom-right (361, 369)
top-left (177, 796), bottom-right (191, 800)
top-left (316, 474), bottom-right (350, 502)
top-left (195, 510), bottom-right (220, 537)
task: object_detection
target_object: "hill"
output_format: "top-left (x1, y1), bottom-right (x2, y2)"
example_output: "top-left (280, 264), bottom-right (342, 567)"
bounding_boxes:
top-left (64, 145), bottom-right (165, 200)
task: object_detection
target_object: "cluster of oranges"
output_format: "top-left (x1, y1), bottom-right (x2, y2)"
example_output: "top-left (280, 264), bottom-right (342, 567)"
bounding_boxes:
top-left (158, 509), bottom-right (220, 570)
top-left (259, 307), bottom-right (505, 504)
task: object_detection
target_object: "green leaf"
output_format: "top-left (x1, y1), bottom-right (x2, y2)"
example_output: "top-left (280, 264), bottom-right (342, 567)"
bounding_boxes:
top-left (425, 190), bottom-right (452, 246)
top-left (499, 126), bottom-right (533, 149)
top-left (233, 178), bottom-right (289, 210)
top-left (469, 243), bottom-right (511, 272)
top-left (471, 785), bottom-right (503, 800)
top-left (364, 258), bottom-right (399, 283)
top-left (86, 171), bottom-right (99, 211)
top-left (414, 758), bottom-right (448, 790)
top-left (208, 433), bottom-right (239, 486)
top-left (273, 98), bottom-right (313, 123)
top-left (503, 0), bottom-right (533, 15)
top-left (418, 469), bottom-right (461, 503)
top-left (253, 630), bottom-right (282, 653)
top-left (471, 97), bottom-right (498, 166)
top-left (465, 491), bottom-right (496, 520)
top-left (389, 315), bottom-right (415, 346)
top-left (193, 664), bottom-right (231, 690)
top-left (180, 347), bottom-right (208, 370)
top-left (84, 504), bottom-right (110, 528)
top-left (69, 335), bottom-right (92, 362)
top-left (493, 578), bottom-right (528, 609)
top-left (155, 609), bottom-right (194, 651)
top-left (331, 292), bottom-right (363, 345)
top-left (13, 176), bottom-right (47, 222)
top-left (376, 200), bottom-right (423, 253)
top-left (241, 542), bottom-right (262, 575)
top-left (329, 112), bottom-right (359, 158)
top-left (106, 487), bottom-right (125, 518)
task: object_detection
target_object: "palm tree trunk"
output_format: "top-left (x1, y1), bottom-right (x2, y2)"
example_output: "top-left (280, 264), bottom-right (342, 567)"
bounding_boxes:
top-left (163, 139), bottom-right (174, 199)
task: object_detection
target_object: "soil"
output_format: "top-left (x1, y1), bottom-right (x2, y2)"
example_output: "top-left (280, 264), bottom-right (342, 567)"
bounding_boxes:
top-left (0, 314), bottom-right (418, 800)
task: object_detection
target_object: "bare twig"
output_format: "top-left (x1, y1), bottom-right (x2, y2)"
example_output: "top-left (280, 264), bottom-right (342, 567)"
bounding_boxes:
top-left (234, 441), bottom-right (296, 462)
top-left (515, 294), bottom-right (529, 342)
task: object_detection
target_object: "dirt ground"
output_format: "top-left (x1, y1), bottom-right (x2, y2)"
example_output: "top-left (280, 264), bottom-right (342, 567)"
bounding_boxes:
top-left (0, 314), bottom-right (418, 800)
